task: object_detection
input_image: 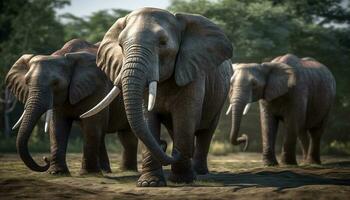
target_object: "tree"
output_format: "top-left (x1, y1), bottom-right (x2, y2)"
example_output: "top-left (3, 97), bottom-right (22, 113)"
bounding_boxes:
top-left (0, 0), bottom-right (70, 136)
top-left (169, 0), bottom-right (350, 152)
top-left (62, 9), bottom-right (130, 43)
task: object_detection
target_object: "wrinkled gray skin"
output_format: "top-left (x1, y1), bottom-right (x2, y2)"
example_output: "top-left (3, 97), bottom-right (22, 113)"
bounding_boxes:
top-left (87, 8), bottom-right (233, 186)
top-left (6, 39), bottom-right (138, 175)
top-left (228, 54), bottom-right (336, 166)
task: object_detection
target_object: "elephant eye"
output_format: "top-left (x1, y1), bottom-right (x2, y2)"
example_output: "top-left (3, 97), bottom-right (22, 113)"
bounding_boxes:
top-left (51, 79), bottom-right (59, 87)
top-left (159, 37), bottom-right (168, 47)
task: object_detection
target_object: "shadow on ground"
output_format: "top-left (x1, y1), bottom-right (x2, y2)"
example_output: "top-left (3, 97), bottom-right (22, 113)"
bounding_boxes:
top-left (1, 153), bottom-right (350, 200)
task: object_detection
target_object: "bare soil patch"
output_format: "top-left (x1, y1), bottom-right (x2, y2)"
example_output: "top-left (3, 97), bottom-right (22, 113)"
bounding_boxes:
top-left (1, 153), bottom-right (349, 199)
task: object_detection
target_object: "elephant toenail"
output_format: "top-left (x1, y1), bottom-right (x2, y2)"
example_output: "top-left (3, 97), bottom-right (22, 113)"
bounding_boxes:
top-left (149, 181), bottom-right (157, 187)
top-left (137, 181), bottom-right (142, 187)
top-left (141, 181), bottom-right (149, 187)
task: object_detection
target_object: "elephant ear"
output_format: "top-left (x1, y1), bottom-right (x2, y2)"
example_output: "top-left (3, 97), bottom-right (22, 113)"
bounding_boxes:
top-left (262, 62), bottom-right (296, 101)
top-left (65, 51), bottom-right (101, 105)
top-left (174, 13), bottom-right (233, 86)
top-left (97, 16), bottom-right (126, 83)
top-left (5, 54), bottom-right (34, 103)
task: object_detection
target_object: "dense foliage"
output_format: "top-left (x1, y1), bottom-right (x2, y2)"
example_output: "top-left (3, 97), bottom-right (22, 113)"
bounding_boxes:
top-left (0, 0), bottom-right (349, 154)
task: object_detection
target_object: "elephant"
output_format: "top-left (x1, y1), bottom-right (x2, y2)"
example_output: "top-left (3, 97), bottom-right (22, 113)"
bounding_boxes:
top-left (227, 53), bottom-right (336, 166)
top-left (5, 39), bottom-right (138, 175)
top-left (80, 8), bottom-right (233, 186)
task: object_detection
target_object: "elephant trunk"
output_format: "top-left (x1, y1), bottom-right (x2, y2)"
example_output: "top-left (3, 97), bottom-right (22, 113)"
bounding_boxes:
top-left (229, 89), bottom-right (249, 150)
top-left (16, 88), bottom-right (51, 172)
top-left (121, 47), bottom-right (179, 165)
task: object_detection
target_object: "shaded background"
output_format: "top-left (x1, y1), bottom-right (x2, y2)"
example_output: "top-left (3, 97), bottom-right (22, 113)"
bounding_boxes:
top-left (0, 0), bottom-right (349, 156)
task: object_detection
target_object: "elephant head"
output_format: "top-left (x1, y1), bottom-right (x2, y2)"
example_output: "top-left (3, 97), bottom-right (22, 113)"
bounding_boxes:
top-left (6, 51), bottom-right (100, 172)
top-left (81, 8), bottom-right (233, 165)
top-left (227, 62), bottom-right (296, 147)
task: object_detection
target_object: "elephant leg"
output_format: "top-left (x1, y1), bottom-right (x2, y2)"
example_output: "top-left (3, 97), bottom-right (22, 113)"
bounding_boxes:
top-left (137, 113), bottom-right (166, 187)
top-left (168, 112), bottom-right (196, 184)
top-left (260, 104), bottom-right (279, 166)
top-left (193, 115), bottom-right (219, 175)
top-left (99, 135), bottom-right (112, 173)
top-left (118, 130), bottom-right (138, 171)
top-left (192, 130), bottom-right (213, 175)
top-left (280, 120), bottom-right (298, 165)
top-left (297, 129), bottom-right (309, 163)
top-left (80, 121), bottom-right (103, 175)
top-left (306, 126), bottom-right (324, 165)
top-left (48, 111), bottom-right (72, 175)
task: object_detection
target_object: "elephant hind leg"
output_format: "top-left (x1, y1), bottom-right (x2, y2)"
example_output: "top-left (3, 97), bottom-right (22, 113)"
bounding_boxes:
top-left (306, 126), bottom-right (325, 165)
top-left (297, 128), bottom-right (309, 163)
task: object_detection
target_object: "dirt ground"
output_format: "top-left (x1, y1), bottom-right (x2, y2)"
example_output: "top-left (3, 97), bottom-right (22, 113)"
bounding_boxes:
top-left (0, 153), bottom-right (349, 200)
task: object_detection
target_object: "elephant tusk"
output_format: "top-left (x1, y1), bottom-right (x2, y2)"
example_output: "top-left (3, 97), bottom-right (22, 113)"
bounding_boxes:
top-left (225, 104), bottom-right (233, 115)
top-left (243, 103), bottom-right (251, 115)
top-left (12, 110), bottom-right (25, 130)
top-left (44, 109), bottom-right (52, 133)
top-left (80, 86), bottom-right (121, 118)
top-left (230, 75), bottom-right (235, 83)
top-left (148, 81), bottom-right (157, 111)
top-left (232, 63), bottom-right (238, 70)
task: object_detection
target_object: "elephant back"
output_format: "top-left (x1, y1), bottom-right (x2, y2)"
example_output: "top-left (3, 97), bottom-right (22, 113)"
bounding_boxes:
top-left (52, 39), bottom-right (99, 56)
top-left (271, 54), bottom-right (303, 68)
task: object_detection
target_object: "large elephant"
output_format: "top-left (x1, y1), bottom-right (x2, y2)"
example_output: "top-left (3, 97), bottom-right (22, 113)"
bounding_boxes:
top-left (227, 54), bottom-right (336, 166)
top-left (6, 39), bottom-right (138, 175)
top-left (81, 8), bottom-right (233, 186)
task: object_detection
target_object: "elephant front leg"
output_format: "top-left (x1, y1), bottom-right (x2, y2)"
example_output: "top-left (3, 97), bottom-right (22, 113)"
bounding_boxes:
top-left (306, 125), bottom-right (325, 165)
top-left (193, 130), bottom-right (214, 175)
top-left (168, 112), bottom-right (196, 184)
top-left (260, 103), bottom-right (279, 166)
top-left (118, 130), bottom-right (138, 171)
top-left (48, 112), bottom-right (72, 175)
top-left (80, 120), bottom-right (103, 175)
top-left (99, 136), bottom-right (112, 173)
top-left (137, 114), bottom-right (166, 187)
top-left (193, 115), bottom-right (219, 175)
top-left (280, 119), bottom-right (298, 165)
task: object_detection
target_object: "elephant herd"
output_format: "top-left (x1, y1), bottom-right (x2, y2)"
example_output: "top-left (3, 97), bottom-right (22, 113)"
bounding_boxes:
top-left (5, 8), bottom-right (336, 187)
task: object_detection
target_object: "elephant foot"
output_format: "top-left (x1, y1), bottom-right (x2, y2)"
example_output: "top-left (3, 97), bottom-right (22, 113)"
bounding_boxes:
top-left (137, 168), bottom-right (166, 187)
top-left (100, 162), bottom-right (112, 173)
top-left (79, 168), bottom-right (102, 176)
top-left (263, 154), bottom-right (279, 166)
top-left (47, 165), bottom-right (70, 176)
top-left (263, 158), bottom-right (279, 166)
top-left (168, 169), bottom-right (196, 184)
top-left (193, 161), bottom-right (209, 175)
top-left (305, 157), bottom-right (321, 165)
top-left (101, 167), bottom-right (112, 174)
top-left (280, 154), bottom-right (298, 166)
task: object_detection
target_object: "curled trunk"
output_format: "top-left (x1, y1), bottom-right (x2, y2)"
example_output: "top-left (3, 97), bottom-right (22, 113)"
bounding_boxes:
top-left (121, 51), bottom-right (179, 165)
top-left (16, 89), bottom-right (51, 172)
top-left (229, 93), bottom-right (249, 150)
